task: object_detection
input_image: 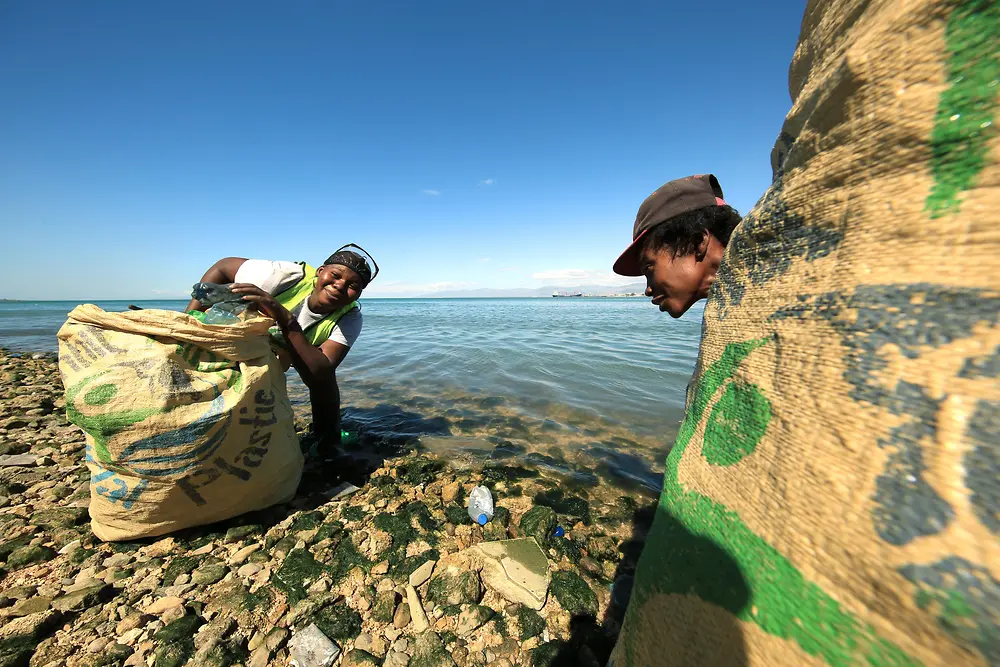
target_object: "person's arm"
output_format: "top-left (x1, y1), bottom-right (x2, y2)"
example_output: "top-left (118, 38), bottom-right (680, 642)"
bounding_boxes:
top-left (303, 340), bottom-right (352, 442)
top-left (184, 257), bottom-right (248, 312)
top-left (229, 284), bottom-right (352, 441)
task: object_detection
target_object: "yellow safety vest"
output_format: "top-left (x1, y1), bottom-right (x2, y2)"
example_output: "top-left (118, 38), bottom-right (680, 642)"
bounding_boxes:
top-left (270, 262), bottom-right (359, 347)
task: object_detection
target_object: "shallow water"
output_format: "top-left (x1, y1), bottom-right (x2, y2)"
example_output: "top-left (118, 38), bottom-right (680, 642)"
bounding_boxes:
top-left (0, 297), bottom-right (703, 496)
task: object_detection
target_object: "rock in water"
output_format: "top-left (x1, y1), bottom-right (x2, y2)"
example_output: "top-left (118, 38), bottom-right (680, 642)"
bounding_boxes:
top-left (288, 623), bottom-right (341, 667)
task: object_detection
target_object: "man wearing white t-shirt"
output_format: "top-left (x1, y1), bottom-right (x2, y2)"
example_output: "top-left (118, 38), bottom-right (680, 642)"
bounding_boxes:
top-left (184, 246), bottom-right (376, 448)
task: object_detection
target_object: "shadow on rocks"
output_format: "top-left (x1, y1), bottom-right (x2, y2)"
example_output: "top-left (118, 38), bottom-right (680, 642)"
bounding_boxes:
top-left (536, 504), bottom-right (750, 667)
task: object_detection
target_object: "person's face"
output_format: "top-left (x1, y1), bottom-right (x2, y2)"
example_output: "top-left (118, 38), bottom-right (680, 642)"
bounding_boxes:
top-left (640, 244), bottom-right (710, 318)
top-left (312, 264), bottom-right (363, 312)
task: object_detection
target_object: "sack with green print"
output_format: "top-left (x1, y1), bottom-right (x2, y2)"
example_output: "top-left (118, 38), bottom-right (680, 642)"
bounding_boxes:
top-left (56, 305), bottom-right (303, 541)
top-left (610, 0), bottom-right (999, 665)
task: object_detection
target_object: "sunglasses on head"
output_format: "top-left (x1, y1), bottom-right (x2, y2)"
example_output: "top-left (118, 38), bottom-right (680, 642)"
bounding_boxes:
top-left (333, 243), bottom-right (379, 283)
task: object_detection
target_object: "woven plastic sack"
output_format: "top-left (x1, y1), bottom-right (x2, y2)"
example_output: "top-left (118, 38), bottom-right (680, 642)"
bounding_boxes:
top-left (57, 305), bottom-right (303, 541)
top-left (611, 0), bottom-right (998, 665)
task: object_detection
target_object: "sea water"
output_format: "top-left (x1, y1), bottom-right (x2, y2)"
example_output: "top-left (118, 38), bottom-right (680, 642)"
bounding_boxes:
top-left (0, 297), bottom-right (703, 496)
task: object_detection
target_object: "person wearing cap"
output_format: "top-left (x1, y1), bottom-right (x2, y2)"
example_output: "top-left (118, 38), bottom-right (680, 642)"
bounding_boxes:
top-left (184, 247), bottom-right (376, 445)
top-left (613, 174), bottom-right (742, 317)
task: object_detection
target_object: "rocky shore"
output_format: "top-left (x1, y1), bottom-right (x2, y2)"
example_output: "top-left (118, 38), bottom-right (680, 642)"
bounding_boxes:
top-left (0, 348), bottom-right (652, 667)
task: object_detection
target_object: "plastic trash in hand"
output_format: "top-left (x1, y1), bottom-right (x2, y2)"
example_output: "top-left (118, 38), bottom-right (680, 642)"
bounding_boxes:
top-left (190, 282), bottom-right (248, 325)
top-left (288, 623), bottom-right (340, 667)
top-left (467, 485), bottom-right (494, 526)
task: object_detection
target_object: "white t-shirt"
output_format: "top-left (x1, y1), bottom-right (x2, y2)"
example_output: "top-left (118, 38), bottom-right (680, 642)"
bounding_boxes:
top-left (234, 259), bottom-right (363, 348)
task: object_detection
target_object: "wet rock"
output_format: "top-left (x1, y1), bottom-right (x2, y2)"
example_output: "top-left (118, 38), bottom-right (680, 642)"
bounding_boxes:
top-left (482, 519), bottom-right (509, 542)
top-left (512, 604), bottom-right (545, 640)
top-left (586, 536), bottom-right (618, 561)
top-left (410, 630), bottom-right (456, 667)
top-left (427, 567), bottom-right (482, 606)
top-left (579, 557), bottom-right (603, 578)
top-left (518, 507), bottom-right (556, 546)
top-left (550, 570), bottom-right (598, 616)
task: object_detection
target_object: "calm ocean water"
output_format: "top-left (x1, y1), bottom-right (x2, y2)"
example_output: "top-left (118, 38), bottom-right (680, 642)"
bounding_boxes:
top-left (0, 298), bottom-right (703, 495)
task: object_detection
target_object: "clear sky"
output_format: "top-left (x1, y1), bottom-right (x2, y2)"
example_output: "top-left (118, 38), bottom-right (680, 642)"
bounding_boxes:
top-left (0, 1), bottom-right (806, 299)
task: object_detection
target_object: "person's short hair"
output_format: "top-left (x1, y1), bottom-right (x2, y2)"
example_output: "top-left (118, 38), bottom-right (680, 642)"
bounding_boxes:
top-left (641, 204), bottom-right (742, 258)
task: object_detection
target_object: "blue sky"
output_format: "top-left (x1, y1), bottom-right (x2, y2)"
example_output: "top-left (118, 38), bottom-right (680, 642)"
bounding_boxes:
top-left (0, 1), bottom-right (806, 299)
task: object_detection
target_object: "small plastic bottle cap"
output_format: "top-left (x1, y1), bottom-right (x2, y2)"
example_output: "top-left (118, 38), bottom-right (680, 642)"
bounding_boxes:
top-left (553, 526), bottom-right (565, 538)
top-left (477, 514), bottom-right (488, 526)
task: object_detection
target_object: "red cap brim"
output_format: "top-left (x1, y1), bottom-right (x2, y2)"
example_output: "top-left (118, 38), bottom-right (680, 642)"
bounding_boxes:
top-left (612, 228), bottom-right (649, 276)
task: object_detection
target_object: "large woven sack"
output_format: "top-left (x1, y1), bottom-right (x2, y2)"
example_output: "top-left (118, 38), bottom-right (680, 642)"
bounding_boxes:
top-left (57, 305), bottom-right (303, 541)
top-left (611, 0), bottom-right (998, 665)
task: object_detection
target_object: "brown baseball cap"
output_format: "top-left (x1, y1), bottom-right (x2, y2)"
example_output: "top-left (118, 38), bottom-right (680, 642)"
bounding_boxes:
top-left (612, 174), bottom-right (727, 276)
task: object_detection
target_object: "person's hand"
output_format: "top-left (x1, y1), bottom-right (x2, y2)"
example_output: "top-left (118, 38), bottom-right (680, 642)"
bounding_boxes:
top-left (229, 284), bottom-right (293, 328)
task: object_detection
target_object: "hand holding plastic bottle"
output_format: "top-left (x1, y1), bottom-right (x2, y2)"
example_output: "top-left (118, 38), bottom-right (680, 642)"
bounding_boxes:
top-left (228, 283), bottom-right (294, 327)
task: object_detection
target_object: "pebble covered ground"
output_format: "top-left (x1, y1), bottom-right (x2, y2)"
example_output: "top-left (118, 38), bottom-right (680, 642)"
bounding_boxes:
top-left (0, 348), bottom-right (656, 667)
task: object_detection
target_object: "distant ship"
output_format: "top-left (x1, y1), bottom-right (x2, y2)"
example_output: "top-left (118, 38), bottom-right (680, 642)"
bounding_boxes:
top-left (552, 291), bottom-right (584, 297)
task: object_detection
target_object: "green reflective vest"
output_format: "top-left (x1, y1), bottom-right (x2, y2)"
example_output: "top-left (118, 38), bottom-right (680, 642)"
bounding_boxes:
top-left (270, 262), bottom-right (359, 347)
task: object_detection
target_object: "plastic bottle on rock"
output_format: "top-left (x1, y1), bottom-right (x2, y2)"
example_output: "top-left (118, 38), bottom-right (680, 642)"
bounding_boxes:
top-left (467, 486), bottom-right (494, 526)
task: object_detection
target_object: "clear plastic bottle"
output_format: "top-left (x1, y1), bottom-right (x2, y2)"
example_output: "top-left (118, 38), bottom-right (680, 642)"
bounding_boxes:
top-left (467, 485), bottom-right (494, 526)
top-left (190, 282), bottom-right (249, 325)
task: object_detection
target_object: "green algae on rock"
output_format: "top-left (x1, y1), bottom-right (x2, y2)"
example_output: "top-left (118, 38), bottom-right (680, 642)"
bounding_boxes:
top-left (6, 544), bottom-right (56, 569)
top-left (272, 548), bottom-right (326, 605)
top-left (550, 570), bottom-right (598, 616)
top-left (372, 590), bottom-right (400, 623)
top-left (152, 614), bottom-right (203, 667)
top-left (515, 603), bottom-right (546, 640)
top-left (427, 568), bottom-right (483, 606)
top-left (410, 630), bottom-right (457, 667)
top-left (518, 506), bottom-right (557, 545)
top-left (312, 604), bottom-right (363, 642)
